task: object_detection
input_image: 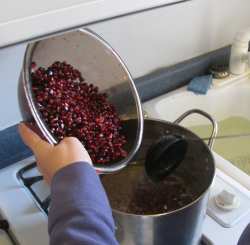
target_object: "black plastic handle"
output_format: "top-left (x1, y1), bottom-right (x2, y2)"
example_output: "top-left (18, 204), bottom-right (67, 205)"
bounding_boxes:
top-left (145, 134), bottom-right (188, 182)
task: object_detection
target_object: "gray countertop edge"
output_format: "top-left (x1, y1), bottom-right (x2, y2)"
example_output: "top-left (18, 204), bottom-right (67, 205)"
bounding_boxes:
top-left (136, 46), bottom-right (230, 102)
top-left (0, 45), bottom-right (230, 169)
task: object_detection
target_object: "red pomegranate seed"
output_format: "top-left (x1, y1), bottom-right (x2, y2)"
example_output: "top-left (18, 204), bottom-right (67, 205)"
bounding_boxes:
top-left (31, 61), bottom-right (127, 164)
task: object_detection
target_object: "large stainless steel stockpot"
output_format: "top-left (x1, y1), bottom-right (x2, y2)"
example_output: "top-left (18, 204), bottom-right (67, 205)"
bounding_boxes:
top-left (101, 109), bottom-right (218, 245)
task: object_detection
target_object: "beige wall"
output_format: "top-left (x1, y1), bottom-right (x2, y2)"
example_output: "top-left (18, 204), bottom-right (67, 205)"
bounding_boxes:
top-left (91, 0), bottom-right (250, 77)
top-left (1, 0), bottom-right (250, 129)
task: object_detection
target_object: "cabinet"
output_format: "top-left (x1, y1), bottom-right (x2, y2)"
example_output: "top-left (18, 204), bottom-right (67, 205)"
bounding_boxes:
top-left (1, 0), bottom-right (185, 48)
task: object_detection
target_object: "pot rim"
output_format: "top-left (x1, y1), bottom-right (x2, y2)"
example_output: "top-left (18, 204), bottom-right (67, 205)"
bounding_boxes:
top-left (109, 117), bottom-right (216, 217)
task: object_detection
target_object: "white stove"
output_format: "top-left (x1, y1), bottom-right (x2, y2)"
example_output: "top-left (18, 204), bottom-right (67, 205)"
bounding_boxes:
top-left (0, 156), bottom-right (49, 245)
top-left (0, 156), bottom-right (250, 245)
top-left (202, 153), bottom-right (250, 245)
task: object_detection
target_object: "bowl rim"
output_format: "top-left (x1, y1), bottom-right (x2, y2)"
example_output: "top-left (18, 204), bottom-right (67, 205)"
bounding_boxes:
top-left (22, 28), bottom-right (144, 173)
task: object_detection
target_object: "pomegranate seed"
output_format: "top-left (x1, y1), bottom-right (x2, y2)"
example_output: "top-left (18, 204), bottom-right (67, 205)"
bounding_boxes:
top-left (31, 61), bottom-right (127, 164)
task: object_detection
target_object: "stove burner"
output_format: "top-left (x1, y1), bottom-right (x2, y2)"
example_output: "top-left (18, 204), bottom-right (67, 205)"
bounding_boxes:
top-left (17, 163), bottom-right (50, 214)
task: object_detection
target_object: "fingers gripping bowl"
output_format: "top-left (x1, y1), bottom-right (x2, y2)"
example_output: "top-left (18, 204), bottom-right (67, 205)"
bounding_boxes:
top-left (18, 29), bottom-right (144, 173)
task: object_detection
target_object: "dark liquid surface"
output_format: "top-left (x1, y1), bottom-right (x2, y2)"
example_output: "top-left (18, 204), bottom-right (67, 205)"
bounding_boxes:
top-left (101, 163), bottom-right (196, 215)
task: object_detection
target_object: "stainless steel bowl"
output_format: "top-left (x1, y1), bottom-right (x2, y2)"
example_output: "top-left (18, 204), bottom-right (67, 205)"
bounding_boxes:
top-left (18, 28), bottom-right (144, 173)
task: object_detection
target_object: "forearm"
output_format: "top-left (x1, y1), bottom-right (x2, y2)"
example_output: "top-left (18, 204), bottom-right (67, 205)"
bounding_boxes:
top-left (48, 162), bottom-right (118, 245)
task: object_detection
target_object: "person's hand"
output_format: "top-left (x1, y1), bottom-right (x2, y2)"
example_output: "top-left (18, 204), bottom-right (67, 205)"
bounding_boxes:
top-left (18, 123), bottom-right (92, 185)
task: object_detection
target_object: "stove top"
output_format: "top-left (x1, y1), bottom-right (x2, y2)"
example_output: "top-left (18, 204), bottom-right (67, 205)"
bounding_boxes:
top-left (0, 157), bottom-right (49, 245)
top-left (0, 156), bottom-right (250, 245)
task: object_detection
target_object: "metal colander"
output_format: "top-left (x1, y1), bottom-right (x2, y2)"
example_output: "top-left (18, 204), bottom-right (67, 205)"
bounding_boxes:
top-left (18, 28), bottom-right (144, 173)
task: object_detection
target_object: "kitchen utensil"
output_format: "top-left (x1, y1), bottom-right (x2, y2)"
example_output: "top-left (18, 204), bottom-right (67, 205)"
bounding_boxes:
top-left (18, 28), bottom-right (144, 173)
top-left (144, 131), bottom-right (250, 182)
top-left (144, 134), bottom-right (188, 182)
top-left (143, 109), bottom-right (217, 182)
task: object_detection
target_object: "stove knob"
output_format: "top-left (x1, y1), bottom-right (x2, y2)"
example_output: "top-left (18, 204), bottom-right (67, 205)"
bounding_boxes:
top-left (215, 189), bottom-right (240, 211)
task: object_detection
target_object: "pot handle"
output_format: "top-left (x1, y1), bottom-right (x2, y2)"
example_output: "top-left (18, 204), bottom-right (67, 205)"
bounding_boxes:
top-left (173, 109), bottom-right (218, 149)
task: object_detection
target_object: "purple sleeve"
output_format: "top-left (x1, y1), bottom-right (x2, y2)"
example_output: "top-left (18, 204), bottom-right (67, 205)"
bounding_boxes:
top-left (238, 223), bottom-right (250, 245)
top-left (48, 162), bottom-right (119, 245)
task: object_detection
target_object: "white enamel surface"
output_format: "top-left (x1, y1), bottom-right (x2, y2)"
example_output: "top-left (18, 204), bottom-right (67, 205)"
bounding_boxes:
top-left (208, 174), bottom-right (250, 228)
top-left (0, 0), bottom-right (182, 48)
top-left (0, 157), bottom-right (49, 245)
top-left (203, 169), bottom-right (250, 245)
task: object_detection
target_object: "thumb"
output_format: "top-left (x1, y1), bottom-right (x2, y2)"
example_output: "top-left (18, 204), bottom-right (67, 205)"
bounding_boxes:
top-left (18, 123), bottom-right (51, 153)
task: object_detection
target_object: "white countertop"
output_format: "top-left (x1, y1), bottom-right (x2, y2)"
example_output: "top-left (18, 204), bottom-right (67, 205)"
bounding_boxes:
top-left (0, 0), bottom-right (184, 48)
